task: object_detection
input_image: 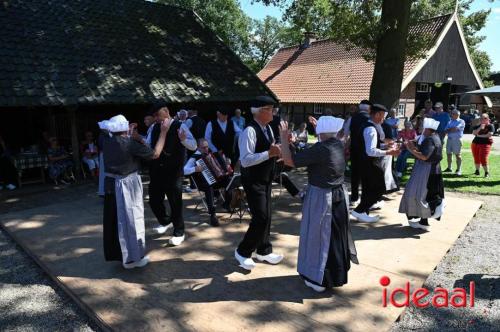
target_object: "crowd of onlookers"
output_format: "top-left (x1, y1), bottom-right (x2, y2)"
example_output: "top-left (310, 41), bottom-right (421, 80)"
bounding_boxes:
top-left (0, 100), bottom-right (498, 192)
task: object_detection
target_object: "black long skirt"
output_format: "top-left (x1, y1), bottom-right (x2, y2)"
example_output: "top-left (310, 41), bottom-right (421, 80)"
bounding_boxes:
top-left (302, 187), bottom-right (357, 288)
top-left (103, 193), bottom-right (122, 262)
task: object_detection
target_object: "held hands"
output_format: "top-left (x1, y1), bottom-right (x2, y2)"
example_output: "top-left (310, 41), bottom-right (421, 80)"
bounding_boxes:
top-left (268, 143), bottom-right (281, 158)
top-left (178, 128), bottom-right (187, 141)
top-left (308, 116), bottom-right (317, 128)
top-left (278, 120), bottom-right (289, 141)
top-left (161, 119), bottom-right (172, 133)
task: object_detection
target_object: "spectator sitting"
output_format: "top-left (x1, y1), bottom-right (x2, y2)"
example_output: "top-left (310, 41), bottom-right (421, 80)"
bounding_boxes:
top-left (294, 122), bottom-right (308, 149)
top-left (47, 137), bottom-right (74, 185)
top-left (0, 134), bottom-right (18, 190)
top-left (395, 121), bottom-right (417, 178)
top-left (81, 131), bottom-right (99, 177)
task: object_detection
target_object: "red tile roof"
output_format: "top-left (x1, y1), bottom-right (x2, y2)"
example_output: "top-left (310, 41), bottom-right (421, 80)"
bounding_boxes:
top-left (258, 14), bottom-right (453, 104)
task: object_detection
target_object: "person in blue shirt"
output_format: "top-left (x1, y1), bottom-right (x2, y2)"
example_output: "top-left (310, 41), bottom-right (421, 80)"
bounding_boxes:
top-left (432, 102), bottom-right (451, 142)
top-left (444, 109), bottom-right (465, 175)
top-left (231, 108), bottom-right (246, 131)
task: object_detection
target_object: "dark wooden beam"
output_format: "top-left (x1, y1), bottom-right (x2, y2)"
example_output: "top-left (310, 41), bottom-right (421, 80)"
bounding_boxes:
top-left (68, 107), bottom-right (81, 178)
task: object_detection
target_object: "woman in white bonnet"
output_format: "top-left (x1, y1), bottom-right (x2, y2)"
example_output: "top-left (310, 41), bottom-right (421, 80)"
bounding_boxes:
top-left (279, 116), bottom-right (358, 292)
top-left (100, 114), bottom-right (169, 269)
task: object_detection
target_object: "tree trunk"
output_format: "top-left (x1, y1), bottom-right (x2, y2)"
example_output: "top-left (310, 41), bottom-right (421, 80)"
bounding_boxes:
top-left (369, 0), bottom-right (412, 109)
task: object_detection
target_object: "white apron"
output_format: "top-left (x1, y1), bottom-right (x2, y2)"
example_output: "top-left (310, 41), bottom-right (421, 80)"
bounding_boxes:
top-left (106, 171), bottom-right (146, 264)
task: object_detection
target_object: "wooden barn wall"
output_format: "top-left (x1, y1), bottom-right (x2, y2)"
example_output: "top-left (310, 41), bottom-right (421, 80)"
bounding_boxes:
top-left (412, 22), bottom-right (479, 88)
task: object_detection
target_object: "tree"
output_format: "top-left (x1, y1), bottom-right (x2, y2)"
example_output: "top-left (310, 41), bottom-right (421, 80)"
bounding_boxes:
top-left (156, 0), bottom-right (252, 58)
top-left (245, 16), bottom-right (290, 72)
top-left (258, 0), bottom-right (497, 107)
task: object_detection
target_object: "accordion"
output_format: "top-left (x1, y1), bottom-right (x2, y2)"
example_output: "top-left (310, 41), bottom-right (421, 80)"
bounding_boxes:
top-left (196, 152), bottom-right (233, 186)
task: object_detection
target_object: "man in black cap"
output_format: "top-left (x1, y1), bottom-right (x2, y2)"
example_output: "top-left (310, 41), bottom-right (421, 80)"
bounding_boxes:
top-left (351, 104), bottom-right (400, 223)
top-left (348, 100), bottom-right (372, 205)
top-left (148, 104), bottom-right (197, 246)
top-left (234, 96), bottom-right (283, 270)
top-left (205, 109), bottom-right (241, 167)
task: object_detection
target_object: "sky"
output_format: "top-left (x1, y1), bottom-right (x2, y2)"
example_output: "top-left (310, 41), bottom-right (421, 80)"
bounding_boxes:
top-left (240, 0), bottom-right (500, 73)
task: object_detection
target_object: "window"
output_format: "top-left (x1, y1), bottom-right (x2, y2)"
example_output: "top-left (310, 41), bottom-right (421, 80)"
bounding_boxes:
top-left (417, 83), bottom-right (430, 93)
top-left (397, 104), bottom-right (406, 117)
top-left (313, 104), bottom-right (324, 114)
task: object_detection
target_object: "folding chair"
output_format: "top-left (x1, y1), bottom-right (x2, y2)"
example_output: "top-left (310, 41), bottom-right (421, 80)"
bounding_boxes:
top-left (190, 176), bottom-right (225, 213)
top-left (225, 173), bottom-right (249, 223)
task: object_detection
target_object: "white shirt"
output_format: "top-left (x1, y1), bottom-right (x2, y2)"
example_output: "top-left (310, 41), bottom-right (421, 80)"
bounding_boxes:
top-left (145, 124), bottom-right (154, 146)
top-left (205, 119), bottom-right (242, 152)
top-left (183, 151), bottom-right (201, 176)
top-left (363, 122), bottom-right (386, 157)
top-left (178, 123), bottom-right (197, 151)
top-left (239, 123), bottom-right (273, 168)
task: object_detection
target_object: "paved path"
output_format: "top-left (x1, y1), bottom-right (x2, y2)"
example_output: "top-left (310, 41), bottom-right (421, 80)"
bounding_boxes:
top-left (0, 180), bottom-right (482, 331)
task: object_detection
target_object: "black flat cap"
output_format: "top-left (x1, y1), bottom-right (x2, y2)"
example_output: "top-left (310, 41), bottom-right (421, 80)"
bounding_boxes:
top-left (371, 104), bottom-right (388, 114)
top-left (251, 95), bottom-right (277, 108)
top-left (217, 109), bottom-right (229, 115)
top-left (359, 99), bottom-right (373, 106)
top-left (150, 101), bottom-right (168, 114)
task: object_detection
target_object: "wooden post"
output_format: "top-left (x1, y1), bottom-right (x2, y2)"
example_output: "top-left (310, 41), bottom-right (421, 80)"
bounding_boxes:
top-left (68, 107), bottom-right (81, 178)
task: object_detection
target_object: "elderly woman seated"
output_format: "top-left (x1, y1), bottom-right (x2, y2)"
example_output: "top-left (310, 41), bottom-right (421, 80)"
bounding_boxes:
top-left (47, 137), bottom-right (74, 185)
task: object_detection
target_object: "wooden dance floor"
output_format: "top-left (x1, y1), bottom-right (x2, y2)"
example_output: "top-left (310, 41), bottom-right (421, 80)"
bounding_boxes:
top-left (0, 183), bottom-right (482, 331)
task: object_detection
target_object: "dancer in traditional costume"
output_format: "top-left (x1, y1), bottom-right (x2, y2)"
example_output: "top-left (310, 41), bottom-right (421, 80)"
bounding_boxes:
top-left (279, 116), bottom-right (358, 292)
top-left (350, 104), bottom-right (400, 223)
top-left (234, 96), bottom-right (283, 270)
top-left (399, 118), bottom-right (445, 231)
top-left (100, 115), bottom-right (169, 269)
top-left (148, 104), bottom-right (197, 246)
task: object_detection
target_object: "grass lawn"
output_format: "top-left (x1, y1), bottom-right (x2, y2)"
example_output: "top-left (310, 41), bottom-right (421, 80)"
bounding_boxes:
top-left (401, 141), bottom-right (500, 195)
top-left (307, 133), bottom-right (499, 195)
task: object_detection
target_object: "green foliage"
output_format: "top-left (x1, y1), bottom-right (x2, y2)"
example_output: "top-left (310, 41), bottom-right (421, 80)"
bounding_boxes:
top-left (156, 0), bottom-right (252, 57)
top-left (244, 16), bottom-right (288, 72)
top-left (257, 0), bottom-right (497, 80)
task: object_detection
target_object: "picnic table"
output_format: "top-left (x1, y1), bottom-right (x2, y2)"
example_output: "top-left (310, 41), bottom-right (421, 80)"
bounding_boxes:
top-left (13, 153), bottom-right (48, 187)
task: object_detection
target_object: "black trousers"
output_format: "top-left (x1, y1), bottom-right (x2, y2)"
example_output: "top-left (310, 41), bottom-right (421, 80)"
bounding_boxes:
top-left (195, 176), bottom-right (232, 216)
top-left (354, 163), bottom-right (385, 214)
top-left (148, 168), bottom-right (184, 236)
top-left (350, 154), bottom-right (361, 201)
top-left (237, 180), bottom-right (273, 258)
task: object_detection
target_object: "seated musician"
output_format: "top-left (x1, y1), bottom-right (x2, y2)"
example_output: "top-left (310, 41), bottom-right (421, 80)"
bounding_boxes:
top-left (183, 138), bottom-right (232, 227)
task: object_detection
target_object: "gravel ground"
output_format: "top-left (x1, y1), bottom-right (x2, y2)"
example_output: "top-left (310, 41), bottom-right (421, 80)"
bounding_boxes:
top-left (392, 192), bottom-right (500, 331)
top-left (0, 226), bottom-right (99, 332)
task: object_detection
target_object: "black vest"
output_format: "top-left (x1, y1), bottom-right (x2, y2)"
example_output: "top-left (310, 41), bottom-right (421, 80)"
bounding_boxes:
top-left (240, 121), bottom-right (276, 184)
top-left (189, 115), bottom-right (206, 140)
top-left (211, 120), bottom-right (236, 158)
top-left (360, 121), bottom-right (384, 169)
top-left (350, 111), bottom-right (370, 152)
top-left (150, 120), bottom-right (185, 175)
top-left (420, 133), bottom-right (443, 172)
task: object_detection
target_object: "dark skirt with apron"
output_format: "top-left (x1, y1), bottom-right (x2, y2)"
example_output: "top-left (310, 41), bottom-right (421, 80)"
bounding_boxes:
top-left (102, 172), bottom-right (146, 263)
top-left (298, 184), bottom-right (358, 288)
top-left (399, 160), bottom-right (444, 218)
